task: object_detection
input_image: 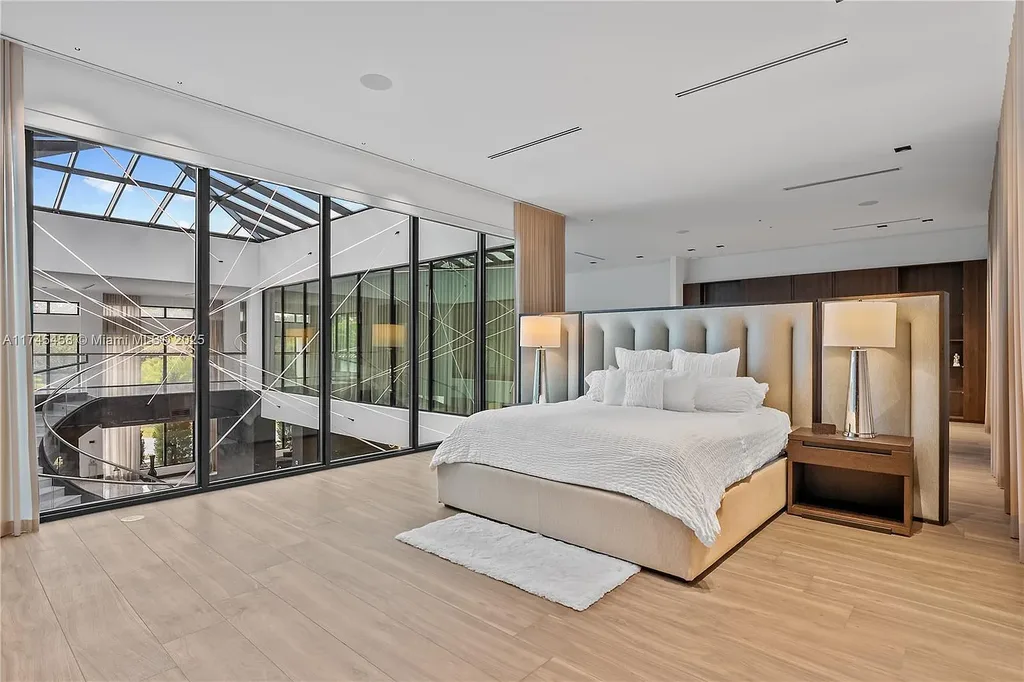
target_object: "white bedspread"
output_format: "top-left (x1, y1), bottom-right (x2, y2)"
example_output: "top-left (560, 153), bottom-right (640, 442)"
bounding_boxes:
top-left (430, 401), bottom-right (791, 547)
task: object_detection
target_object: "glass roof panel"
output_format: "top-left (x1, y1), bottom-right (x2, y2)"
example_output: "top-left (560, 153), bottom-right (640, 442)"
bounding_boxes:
top-left (73, 146), bottom-right (134, 177)
top-left (335, 198), bottom-right (368, 213)
top-left (268, 183), bottom-right (318, 211)
top-left (32, 130), bottom-right (371, 241)
top-left (32, 167), bottom-right (64, 209)
top-left (131, 156), bottom-right (184, 187)
top-left (239, 186), bottom-right (312, 224)
top-left (111, 186), bottom-right (168, 222)
top-left (210, 205), bottom-right (239, 235)
top-left (156, 194), bottom-right (196, 229)
top-left (59, 174), bottom-right (118, 214)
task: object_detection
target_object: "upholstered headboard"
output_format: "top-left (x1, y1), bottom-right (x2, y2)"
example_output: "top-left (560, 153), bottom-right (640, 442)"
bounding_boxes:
top-left (820, 292), bottom-right (949, 523)
top-left (520, 302), bottom-right (815, 427)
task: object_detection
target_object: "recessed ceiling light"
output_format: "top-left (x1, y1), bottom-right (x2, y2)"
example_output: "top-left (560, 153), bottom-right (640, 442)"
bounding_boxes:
top-left (675, 229), bottom-right (689, 235)
top-left (176, 81), bottom-right (183, 85)
top-left (715, 245), bottom-right (725, 249)
top-left (589, 261), bottom-right (597, 265)
top-left (687, 248), bottom-right (696, 252)
top-left (877, 224), bottom-right (888, 229)
top-left (73, 47), bottom-right (81, 52)
top-left (360, 73), bottom-right (393, 91)
top-left (635, 255), bottom-right (644, 259)
top-left (922, 218), bottom-right (934, 223)
top-left (894, 144), bottom-right (912, 154)
top-left (858, 200), bottom-right (879, 207)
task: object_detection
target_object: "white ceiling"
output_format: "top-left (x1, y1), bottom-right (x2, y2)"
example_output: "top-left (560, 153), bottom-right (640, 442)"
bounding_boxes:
top-left (4, 1), bottom-right (1014, 272)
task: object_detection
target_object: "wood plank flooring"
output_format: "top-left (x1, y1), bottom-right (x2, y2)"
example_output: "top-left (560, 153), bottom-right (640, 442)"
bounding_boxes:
top-left (3, 423), bottom-right (1022, 681)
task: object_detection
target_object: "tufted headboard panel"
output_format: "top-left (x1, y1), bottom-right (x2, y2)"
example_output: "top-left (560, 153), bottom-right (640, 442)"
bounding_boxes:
top-left (520, 302), bottom-right (815, 427)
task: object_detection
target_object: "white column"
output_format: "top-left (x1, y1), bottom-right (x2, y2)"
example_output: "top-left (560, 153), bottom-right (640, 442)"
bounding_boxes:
top-left (669, 256), bottom-right (688, 306)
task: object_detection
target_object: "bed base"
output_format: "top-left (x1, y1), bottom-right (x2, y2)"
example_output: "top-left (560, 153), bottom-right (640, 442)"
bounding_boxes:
top-left (436, 457), bottom-right (786, 582)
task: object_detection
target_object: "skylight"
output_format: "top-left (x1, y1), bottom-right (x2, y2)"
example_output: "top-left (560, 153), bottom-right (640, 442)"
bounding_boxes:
top-left (31, 131), bottom-right (371, 242)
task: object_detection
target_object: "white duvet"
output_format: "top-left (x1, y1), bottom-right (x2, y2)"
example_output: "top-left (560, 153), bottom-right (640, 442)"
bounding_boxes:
top-left (430, 400), bottom-right (791, 547)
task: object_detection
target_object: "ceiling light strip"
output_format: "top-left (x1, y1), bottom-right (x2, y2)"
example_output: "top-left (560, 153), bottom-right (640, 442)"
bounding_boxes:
top-left (675, 38), bottom-right (848, 98)
top-left (832, 216), bottom-right (922, 232)
top-left (488, 127), bottom-right (583, 160)
top-left (784, 166), bottom-right (901, 192)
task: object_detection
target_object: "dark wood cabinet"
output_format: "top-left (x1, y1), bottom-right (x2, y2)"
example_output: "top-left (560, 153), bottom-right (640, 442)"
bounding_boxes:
top-left (833, 267), bottom-right (899, 297)
top-left (685, 259), bottom-right (986, 422)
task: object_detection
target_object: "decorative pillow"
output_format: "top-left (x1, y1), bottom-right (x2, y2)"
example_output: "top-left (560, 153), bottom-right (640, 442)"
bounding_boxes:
top-left (615, 347), bottom-right (673, 371)
top-left (694, 377), bottom-right (769, 412)
top-left (583, 368), bottom-right (610, 401)
top-left (671, 347), bottom-right (741, 378)
top-left (603, 369), bottom-right (665, 409)
top-left (603, 368), bottom-right (627, 406)
top-left (662, 371), bottom-right (699, 412)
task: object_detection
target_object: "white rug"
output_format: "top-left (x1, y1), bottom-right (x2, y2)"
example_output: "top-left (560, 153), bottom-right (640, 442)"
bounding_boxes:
top-left (395, 513), bottom-right (639, 611)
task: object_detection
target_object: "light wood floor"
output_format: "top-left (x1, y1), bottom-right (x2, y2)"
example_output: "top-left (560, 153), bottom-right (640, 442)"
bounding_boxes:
top-left (3, 423), bottom-right (1022, 682)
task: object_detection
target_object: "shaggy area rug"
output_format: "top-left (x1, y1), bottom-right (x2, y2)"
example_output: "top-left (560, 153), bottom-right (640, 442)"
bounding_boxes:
top-left (396, 513), bottom-right (639, 610)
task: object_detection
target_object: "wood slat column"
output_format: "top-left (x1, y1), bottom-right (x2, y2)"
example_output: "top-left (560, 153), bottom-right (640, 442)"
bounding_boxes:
top-left (514, 202), bottom-right (565, 314)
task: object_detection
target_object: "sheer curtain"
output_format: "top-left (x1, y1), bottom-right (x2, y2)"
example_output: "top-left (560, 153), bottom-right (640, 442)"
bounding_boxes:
top-left (1, 39), bottom-right (39, 535)
top-left (988, 3), bottom-right (1024, 561)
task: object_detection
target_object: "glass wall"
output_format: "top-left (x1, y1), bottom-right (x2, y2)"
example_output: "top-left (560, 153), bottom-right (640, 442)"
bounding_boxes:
top-left (29, 127), bottom-right (516, 518)
top-left (207, 172), bottom-right (322, 482)
top-left (328, 206), bottom-right (409, 460)
top-left (484, 238), bottom-right (516, 409)
top-left (30, 132), bottom-right (199, 512)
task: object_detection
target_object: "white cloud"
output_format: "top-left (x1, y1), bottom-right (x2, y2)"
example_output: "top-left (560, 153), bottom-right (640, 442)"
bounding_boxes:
top-left (83, 177), bottom-right (119, 194)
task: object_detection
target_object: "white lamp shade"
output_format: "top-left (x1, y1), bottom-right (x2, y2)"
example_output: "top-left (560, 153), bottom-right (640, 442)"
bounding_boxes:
top-left (520, 315), bottom-right (561, 348)
top-left (822, 300), bottom-right (897, 349)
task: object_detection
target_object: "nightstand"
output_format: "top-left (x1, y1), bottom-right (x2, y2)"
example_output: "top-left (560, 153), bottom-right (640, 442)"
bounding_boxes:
top-left (786, 428), bottom-right (914, 536)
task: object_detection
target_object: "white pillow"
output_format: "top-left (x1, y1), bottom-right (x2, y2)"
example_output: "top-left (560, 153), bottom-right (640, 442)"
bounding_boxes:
top-left (663, 371), bottom-right (699, 412)
top-left (694, 377), bottom-right (769, 412)
top-left (615, 347), bottom-right (673, 371)
top-left (603, 369), bottom-right (665, 409)
top-left (623, 371), bottom-right (665, 409)
top-left (583, 368), bottom-right (610, 401)
top-left (671, 347), bottom-right (741, 378)
top-left (603, 368), bottom-right (627, 406)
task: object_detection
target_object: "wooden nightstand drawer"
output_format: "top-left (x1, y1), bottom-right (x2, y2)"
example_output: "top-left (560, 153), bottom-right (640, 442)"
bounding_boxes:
top-left (787, 440), bottom-right (913, 476)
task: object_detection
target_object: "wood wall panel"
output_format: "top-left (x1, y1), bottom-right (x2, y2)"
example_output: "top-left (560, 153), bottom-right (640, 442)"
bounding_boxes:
top-left (962, 259), bottom-right (987, 423)
top-left (832, 267), bottom-right (899, 297)
top-left (899, 262), bottom-right (964, 340)
top-left (682, 283), bottom-right (702, 306)
top-left (514, 203), bottom-right (565, 314)
top-left (793, 272), bottom-right (833, 300)
top-left (688, 259), bottom-right (985, 423)
top-left (744, 276), bottom-right (793, 303)
top-left (703, 280), bottom-right (745, 305)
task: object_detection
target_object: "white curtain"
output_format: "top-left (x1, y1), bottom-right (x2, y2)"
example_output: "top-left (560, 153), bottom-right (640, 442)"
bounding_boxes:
top-left (988, 2), bottom-right (1024, 561)
top-left (101, 293), bottom-right (143, 478)
top-left (0, 40), bottom-right (39, 536)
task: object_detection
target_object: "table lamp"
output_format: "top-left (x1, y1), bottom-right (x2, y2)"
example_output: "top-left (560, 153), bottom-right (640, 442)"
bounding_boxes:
top-left (520, 316), bottom-right (561, 404)
top-left (822, 300), bottom-right (897, 438)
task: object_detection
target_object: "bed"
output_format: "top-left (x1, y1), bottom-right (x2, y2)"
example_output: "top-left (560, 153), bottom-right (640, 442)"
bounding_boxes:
top-left (435, 302), bottom-right (816, 581)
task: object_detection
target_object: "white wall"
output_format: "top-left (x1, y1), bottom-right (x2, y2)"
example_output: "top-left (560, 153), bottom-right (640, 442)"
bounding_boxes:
top-left (23, 49), bottom-right (513, 237)
top-left (566, 260), bottom-right (670, 311)
top-left (34, 212), bottom-right (260, 289)
top-left (686, 226), bottom-right (987, 283)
